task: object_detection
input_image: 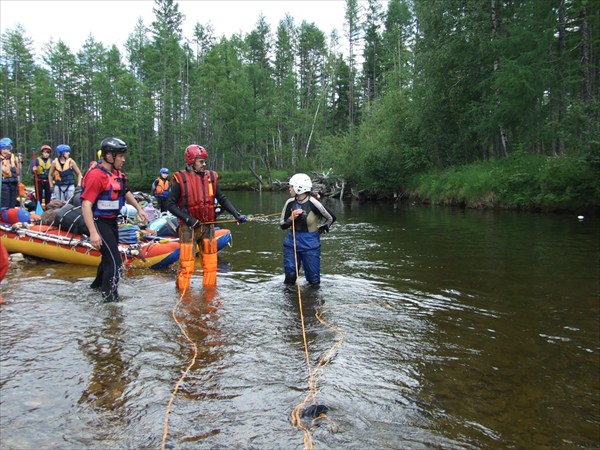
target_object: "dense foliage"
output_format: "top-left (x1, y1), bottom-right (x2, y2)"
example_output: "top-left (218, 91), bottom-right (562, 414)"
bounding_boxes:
top-left (1, 0), bottom-right (598, 211)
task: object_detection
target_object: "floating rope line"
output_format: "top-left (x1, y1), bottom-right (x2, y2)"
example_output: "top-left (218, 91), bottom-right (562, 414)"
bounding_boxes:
top-left (289, 217), bottom-right (347, 449)
top-left (202, 212), bottom-right (281, 226)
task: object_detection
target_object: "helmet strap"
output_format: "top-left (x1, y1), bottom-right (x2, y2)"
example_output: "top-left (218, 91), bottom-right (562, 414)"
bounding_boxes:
top-left (102, 152), bottom-right (116, 169)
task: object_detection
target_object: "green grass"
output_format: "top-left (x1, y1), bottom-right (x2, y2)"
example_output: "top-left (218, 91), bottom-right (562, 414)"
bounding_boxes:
top-left (409, 154), bottom-right (599, 213)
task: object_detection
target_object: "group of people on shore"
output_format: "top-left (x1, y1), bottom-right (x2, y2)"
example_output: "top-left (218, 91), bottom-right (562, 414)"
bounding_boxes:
top-left (2, 135), bottom-right (335, 303)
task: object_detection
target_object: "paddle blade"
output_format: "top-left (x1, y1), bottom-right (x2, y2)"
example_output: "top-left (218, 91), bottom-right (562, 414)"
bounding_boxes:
top-left (36, 202), bottom-right (43, 216)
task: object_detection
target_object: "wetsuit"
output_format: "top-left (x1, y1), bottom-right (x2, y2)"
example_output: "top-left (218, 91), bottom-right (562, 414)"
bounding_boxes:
top-left (280, 195), bottom-right (335, 284)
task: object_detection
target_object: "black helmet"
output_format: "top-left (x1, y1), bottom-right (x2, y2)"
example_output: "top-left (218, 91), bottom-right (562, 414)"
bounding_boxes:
top-left (100, 137), bottom-right (127, 155)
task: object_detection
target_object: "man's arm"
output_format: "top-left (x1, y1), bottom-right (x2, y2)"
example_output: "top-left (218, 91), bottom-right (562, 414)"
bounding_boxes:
top-left (124, 191), bottom-right (148, 224)
top-left (48, 160), bottom-right (55, 189)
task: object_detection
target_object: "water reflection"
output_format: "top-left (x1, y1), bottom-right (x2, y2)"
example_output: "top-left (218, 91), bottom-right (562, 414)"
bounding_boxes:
top-left (78, 304), bottom-right (133, 416)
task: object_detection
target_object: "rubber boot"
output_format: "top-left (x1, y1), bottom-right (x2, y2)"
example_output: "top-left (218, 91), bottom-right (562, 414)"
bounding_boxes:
top-left (177, 242), bottom-right (195, 291)
top-left (284, 273), bottom-right (297, 285)
top-left (202, 237), bottom-right (218, 286)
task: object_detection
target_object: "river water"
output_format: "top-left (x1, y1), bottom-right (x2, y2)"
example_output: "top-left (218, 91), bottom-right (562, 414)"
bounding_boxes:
top-left (1, 192), bottom-right (598, 449)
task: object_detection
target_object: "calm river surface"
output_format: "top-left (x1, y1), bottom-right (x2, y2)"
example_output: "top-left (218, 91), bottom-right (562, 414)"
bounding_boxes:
top-left (1, 191), bottom-right (598, 449)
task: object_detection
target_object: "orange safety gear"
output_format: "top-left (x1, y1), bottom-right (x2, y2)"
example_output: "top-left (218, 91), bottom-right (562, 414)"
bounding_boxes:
top-left (35, 157), bottom-right (52, 176)
top-left (154, 178), bottom-right (170, 195)
top-left (175, 222), bottom-right (220, 289)
top-left (1, 155), bottom-right (18, 180)
top-left (201, 237), bottom-right (218, 286)
top-left (173, 169), bottom-right (217, 224)
top-left (176, 239), bottom-right (195, 292)
top-left (2, 159), bottom-right (12, 178)
top-left (53, 157), bottom-right (73, 182)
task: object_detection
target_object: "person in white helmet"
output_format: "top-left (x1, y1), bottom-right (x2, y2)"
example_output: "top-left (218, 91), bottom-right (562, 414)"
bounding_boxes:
top-left (280, 173), bottom-right (336, 285)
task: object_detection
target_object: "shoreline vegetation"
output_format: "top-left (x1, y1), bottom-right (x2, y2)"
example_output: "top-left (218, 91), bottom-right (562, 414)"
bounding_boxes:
top-left (4, 1), bottom-right (598, 218)
top-left (119, 152), bottom-right (598, 216)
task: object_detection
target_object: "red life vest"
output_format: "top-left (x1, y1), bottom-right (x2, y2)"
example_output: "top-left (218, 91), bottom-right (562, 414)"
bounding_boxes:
top-left (174, 169), bottom-right (217, 223)
top-left (83, 165), bottom-right (127, 218)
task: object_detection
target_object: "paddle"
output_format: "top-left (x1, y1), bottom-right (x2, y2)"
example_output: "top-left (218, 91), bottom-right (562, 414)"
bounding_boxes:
top-left (31, 148), bottom-right (43, 214)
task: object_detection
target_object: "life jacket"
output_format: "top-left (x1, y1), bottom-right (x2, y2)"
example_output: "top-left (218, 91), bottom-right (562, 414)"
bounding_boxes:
top-left (84, 165), bottom-right (127, 218)
top-left (53, 157), bottom-right (75, 185)
top-left (174, 169), bottom-right (217, 223)
top-left (1, 155), bottom-right (18, 183)
top-left (154, 178), bottom-right (170, 197)
top-left (34, 157), bottom-right (52, 179)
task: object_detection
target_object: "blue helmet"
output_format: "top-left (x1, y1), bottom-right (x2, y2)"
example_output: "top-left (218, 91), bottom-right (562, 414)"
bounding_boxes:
top-left (56, 144), bottom-right (71, 156)
top-left (160, 167), bottom-right (169, 175)
top-left (0, 137), bottom-right (13, 149)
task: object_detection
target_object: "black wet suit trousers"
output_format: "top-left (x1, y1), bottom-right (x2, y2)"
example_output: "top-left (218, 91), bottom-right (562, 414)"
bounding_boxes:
top-left (90, 217), bottom-right (122, 302)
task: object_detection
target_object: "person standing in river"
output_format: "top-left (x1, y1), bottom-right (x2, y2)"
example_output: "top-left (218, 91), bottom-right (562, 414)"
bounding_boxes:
top-left (81, 137), bottom-right (148, 302)
top-left (167, 144), bottom-right (246, 290)
top-left (280, 173), bottom-right (336, 285)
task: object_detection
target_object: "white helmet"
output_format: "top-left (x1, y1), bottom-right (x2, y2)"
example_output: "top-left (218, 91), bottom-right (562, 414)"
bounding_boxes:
top-left (289, 173), bottom-right (312, 195)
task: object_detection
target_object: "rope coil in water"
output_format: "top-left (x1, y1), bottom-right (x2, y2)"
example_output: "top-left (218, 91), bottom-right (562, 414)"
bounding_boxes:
top-left (289, 217), bottom-right (347, 450)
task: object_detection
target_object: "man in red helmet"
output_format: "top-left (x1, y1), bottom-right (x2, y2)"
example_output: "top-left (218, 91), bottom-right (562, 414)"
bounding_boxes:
top-left (167, 144), bottom-right (246, 290)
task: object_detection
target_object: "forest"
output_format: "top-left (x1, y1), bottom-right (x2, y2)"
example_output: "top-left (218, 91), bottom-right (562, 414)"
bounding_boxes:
top-left (1, 0), bottom-right (598, 213)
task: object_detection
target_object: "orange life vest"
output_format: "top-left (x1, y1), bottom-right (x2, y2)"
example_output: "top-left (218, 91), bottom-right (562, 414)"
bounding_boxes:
top-left (1, 155), bottom-right (18, 180)
top-left (154, 178), bottom-right (170, 196)
top-left (53, 157), bottom-right (74, 184)
top-left (174, 169), bottom-right (217, 223)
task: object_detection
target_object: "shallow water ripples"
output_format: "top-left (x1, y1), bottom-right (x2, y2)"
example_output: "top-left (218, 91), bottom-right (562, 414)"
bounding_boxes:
top-left (2, 201), bottom-right (598, 449)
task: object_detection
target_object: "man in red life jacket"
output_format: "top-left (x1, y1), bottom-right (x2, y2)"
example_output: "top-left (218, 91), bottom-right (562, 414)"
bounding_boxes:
top-left (167, 144), bottom-right (246, 290)
top-left (81, 137), bottom-right (148, 302)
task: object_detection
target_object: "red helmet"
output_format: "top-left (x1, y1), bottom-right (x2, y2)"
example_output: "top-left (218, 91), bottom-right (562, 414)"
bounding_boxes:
top-left (40, 145), bottom-right (52, 152)
top-left (185, 144), bottom-right (208, 165)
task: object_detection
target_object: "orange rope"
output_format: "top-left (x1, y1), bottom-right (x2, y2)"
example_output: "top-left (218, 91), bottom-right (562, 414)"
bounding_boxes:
top-left (289, 218), bottom-right (315, 449)
top-left (289, 217), bottom-right (347, 449)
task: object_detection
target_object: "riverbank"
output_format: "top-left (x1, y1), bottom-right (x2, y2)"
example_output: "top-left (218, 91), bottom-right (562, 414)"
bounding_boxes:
top-left (125, 153), bottom-right (598, 216)
top-left (405, 154), bottom-right (599, 215)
